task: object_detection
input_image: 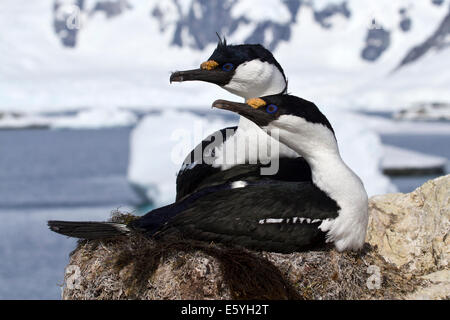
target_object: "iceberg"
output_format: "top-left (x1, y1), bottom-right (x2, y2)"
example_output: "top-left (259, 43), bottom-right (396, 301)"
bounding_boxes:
top-left (0, 108), bottom-right (137, 130)
top-left (382, 145), bottom-right (446, 176)
top-left (127, 110), bottom-right (235, 206)
top-left (51, 108), bottom-right (138, 129)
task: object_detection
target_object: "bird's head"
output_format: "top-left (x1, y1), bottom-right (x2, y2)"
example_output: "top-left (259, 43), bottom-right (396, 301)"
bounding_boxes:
top-left (170, 35), bottom-right (287, 99)
top-left (212, 94), bottom-right (336, 158)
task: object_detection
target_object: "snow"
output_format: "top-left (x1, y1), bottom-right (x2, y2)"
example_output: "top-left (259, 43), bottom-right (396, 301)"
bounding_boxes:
top-left (382, 145), bottom-right (447, 170)
top-left (231, 0), bottom-right (292, 24)
top-left (0, 0), bottom-right (234, 112)
top-left (0, 108), bottom-right (137, 129)
top-left (275, 0), bottom-right (450, 111)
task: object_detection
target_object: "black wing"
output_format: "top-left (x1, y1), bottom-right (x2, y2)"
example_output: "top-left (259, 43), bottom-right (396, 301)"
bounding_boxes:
top-left (133, 181), bottom-right (339, 253)
top-left (176, 126), bottom-right (237, 201)
top-left (175, 127), bottom-right (312, 201)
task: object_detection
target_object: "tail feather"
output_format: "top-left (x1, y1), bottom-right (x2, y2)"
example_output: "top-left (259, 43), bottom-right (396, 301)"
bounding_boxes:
top-left (48, 221), bottom-right (130, 239)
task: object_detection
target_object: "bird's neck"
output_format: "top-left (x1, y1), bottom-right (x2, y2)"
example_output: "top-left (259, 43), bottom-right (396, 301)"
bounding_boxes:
top-left (280, 124), bottom-right (366, 205)
top-left (306, 150), bottom-right (365, 205)
top-left (279, 124), bottom-right (368, 250)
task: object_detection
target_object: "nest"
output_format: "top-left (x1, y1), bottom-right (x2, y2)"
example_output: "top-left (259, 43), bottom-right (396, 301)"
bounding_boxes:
top-left (61, 212), bottom-right (426, 300)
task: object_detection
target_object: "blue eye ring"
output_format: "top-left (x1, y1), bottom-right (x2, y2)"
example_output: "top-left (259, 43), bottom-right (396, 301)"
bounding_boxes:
top-left (222, 63), bottom-right (234, 71)
top-left (266, 104), bottom-right (278, 114)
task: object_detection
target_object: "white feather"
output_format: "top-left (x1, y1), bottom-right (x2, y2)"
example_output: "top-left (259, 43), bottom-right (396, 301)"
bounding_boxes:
top-left (223, 59), bottom-right (286, 100)
top-left (231, 180), bottom-right (248, 189)
top-left (265, 218), bottom-right (284, 224)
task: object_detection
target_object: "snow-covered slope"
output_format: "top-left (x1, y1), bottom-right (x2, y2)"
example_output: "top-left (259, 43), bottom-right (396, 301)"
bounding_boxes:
top-left (1, 0), bottom-right (450, 111)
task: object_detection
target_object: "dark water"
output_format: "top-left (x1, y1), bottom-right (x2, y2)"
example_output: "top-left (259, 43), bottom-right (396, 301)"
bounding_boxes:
top-left (0, 128), bottom-right (140, 209)
top-left (0, 127), bottom-right (139, 299)
top-left (0, 127), bottom-right (448, 299)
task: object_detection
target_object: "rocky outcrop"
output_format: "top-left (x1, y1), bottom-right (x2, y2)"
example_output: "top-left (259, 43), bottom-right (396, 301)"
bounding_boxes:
top-left (61, 175), bottom-right (449, 300)
top-left (367, 175), bottom-right (449, 274)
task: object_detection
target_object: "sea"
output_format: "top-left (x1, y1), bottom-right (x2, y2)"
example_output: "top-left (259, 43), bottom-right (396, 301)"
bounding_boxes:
top-left (0, 124), bottom-right (448, 299)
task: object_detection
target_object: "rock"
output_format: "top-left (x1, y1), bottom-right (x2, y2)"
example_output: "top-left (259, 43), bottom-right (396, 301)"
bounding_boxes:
top-left (367, 174), bottom-right (449, 274)
top-left (406, 270), bottom-right (450, 300)
top-left (61, 176), bottom-right (450, 300)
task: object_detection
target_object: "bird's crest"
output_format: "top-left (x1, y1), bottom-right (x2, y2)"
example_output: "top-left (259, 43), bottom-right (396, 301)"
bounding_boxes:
top-left (216, 32), bottom-right (227, 48)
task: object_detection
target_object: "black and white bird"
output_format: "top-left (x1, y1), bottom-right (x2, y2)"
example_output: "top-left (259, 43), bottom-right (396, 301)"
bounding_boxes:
top-left (170, 37), bottom-right (311, 200)
top-left (48, 94), bottom-right (368, 252)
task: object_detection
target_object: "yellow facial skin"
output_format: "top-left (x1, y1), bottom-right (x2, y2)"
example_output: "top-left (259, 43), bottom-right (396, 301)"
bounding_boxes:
top-left (200, 60), bottom-right (219, 70)
top-left (246, 98), bottom-right (267, 109)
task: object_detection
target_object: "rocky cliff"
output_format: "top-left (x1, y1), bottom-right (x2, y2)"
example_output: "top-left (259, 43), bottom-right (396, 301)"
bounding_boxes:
top-left (61, 175), bottom-right (449, 300)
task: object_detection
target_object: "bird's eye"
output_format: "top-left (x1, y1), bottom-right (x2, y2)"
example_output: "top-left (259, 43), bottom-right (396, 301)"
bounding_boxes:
top-left (222, 63), bottom-right (234, 71)
top-left (266, 104), bottom-right (278, 114)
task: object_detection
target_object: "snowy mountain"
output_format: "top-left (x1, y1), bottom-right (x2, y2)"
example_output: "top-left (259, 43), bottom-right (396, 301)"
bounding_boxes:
top-left (53, 0), bottom-right (450, 68)
top-left (1, 0), bottom-right (450, 111)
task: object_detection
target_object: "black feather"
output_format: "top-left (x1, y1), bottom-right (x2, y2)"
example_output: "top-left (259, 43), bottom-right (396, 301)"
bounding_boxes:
top-left (215, 32), bottom-right (227, 47)
top-left (135, 181), bottom-right (339, 253)
top-left (48, 221), bottom-right (129, 239)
